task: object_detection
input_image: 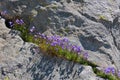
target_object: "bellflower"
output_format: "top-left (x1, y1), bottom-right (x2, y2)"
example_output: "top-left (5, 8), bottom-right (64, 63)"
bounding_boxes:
top-left (1, 10), bottom-right (7, 15)
top-left (30, 26), bottom-right (35, 33)
top-left (111, 67), bottom-right (115, 74)
top-left (62, 37), bottom-right (69, 42)
top-left (104, 67), bottom-right (111, 74)
top-left (47, 36), bottom-right (53, 41)
top-left (62, 45), bottom-right (65, 49)
top-left (15, 19), bottom-right (24, 25)
top-left (9, 21), bottom-right (13, 27)
top-left (19, 19), bottom-right (24, 24)
top-left (104, 67), bottom-right (115, 74)
top-left (117, 70), bottom-right (120, 78)
top-left (51, 41), bottom-right (58, 46)
top-left (76, 46), bottom-right (81, 53)
top-left (72, 45), bottom-right (76, 51)
top-left (40, 34), bottom-right (47, 39)
top-left (83, 52), bottom-right (88, 59)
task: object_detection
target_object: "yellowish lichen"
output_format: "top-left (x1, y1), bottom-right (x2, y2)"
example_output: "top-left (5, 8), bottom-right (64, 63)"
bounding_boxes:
top-left (98, 15), bottom-right (107, 20)
top-left (4, 76), bottom-right (9, 80)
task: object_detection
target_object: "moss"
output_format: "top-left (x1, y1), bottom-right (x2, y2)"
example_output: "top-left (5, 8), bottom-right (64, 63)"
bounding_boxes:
top-left (64, 27), bottom-right (71, 33)
top-left (37, 0), bottom-right (49, 7)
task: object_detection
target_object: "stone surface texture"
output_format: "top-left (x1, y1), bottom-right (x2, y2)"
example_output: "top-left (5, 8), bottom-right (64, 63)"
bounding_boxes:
top-left (0, 18), bottom-right (103, 80)
top-left (0, 0), bottom-right (120, 80)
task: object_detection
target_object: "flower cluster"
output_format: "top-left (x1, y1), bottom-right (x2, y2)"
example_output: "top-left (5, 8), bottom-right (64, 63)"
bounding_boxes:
top-left (26, 25), bottom-right (89, 60)
top-left (47, 35), bottom-right (88, 59)
top-left (0, 10), bottom-right (7, 15)
top-left (6, 16), bottom-right (89, 60)
top-left (104, 67), bottom-right (115, 74)
top-left (7, 19), bottom-right (24, 27)
top-left (15, 19), bottom-right (24, 25)
top-left (103, 67), bottom-right (120, 78)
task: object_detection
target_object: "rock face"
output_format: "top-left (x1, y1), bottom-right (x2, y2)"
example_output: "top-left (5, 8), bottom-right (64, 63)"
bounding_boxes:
top-left (1, 0), bottom-right (120, 70)
top-left (0, 0), bottom-right (120, 80)
top-left (0, 18), bottom-right (104, 80)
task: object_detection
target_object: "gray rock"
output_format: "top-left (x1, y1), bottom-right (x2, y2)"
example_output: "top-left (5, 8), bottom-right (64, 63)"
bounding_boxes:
top-left (1, 0), bottom-right (120, 79)
top-left (0, 18), bottom-right (35, 80)
top-left (0, 18), bottom-right (104, 80)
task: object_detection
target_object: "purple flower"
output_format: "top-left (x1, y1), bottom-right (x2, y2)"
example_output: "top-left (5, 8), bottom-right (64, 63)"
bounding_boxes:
top-left (111, 67), bottom-right (115, 74)
top-left (9, 21), bottom-right (13, 27)
top-left (62, 45), bottom-right (65, 49)
top-left (83, 52), bottom-right (88, 59)
top-left (15, 19), bottom-right (24, 25)
top-left (37, 32), bottom-right (42, 38)
top-left (50, 35), bottom-right (61, 41)
top-left (1, 10), bottom-right (7, 15)
top-left (117, 70), bottom-right (120, 78)
top-left (51, 41), bottom-right (58, 46)
top-left (72, 45), bottom-right (76, 51)
top-left (15, 19), bottom-right (20, 24)
top-left (9, 21), bottom-right (12, 25)
top-left (66, 45), bottom-right (69, 50)
top-left (104, 67), bottom-right (115, 74)
top-left (62, 37), bottom-right (69, 42)
top-left (51, 36), bottom-right (57, 41)
top-left (19, 19), bottom-right (24, 24)
top-left (47, 36), bottom-right (53, 41)
top-left (104, 67), bottom-right (111, 74)
top-left (76, 46), bottom-right (81, 53)
top-left (38, 32), bottom-right (41, 35)
top-left (72, 45), bottom-right (80, 53)
top-left (56, 38), bottom-right (60, 42)
top-left (55, 35), bottom-right (61, 39)
top-left (41, 34), bottom-right (46, 39)
top-left (30, 26), bottom-right (35, 33)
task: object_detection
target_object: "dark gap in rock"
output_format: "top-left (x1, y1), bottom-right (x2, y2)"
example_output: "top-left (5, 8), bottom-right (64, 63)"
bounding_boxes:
top-left (99, 49), bottom-right (114, 64)
top-left (110, 30), bottom-right (120, 50)
top-left (113, 17), bottom-right (119, 27)
top-left (29, 57), bottom-right (32, 61)
top-left (79, 11), bottom-right (98, 22)
top-left (73, 0), bottom-right (85, 3)
top-left (99, 19), bottom-right (112, 30)
top-left (79, 35), bottom-right (102, 51)
top-left (5, 19), bottom-right (13, 29)
top-left (58, 11), bottom-right (73, 18)
top-left (17, 63), bottom-right (23, 68)
top-left (1, 67), bottom-right (6, 76)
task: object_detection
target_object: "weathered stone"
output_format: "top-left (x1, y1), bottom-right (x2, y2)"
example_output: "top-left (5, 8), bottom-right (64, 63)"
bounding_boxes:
top-left (0, 18), bottom-right (104, 80)
top-left (1, 0), bottom-right (120, 79)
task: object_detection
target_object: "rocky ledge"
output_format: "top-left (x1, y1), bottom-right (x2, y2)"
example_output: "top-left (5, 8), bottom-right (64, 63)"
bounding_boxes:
top-left (0, 0), bottom-right (120, 80)
top-left (0, 18), bottom-right (103, 80)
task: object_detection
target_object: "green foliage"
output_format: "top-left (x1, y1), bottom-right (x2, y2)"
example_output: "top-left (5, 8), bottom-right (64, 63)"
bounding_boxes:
top-left (13, 24), bottom-right (28, 41)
